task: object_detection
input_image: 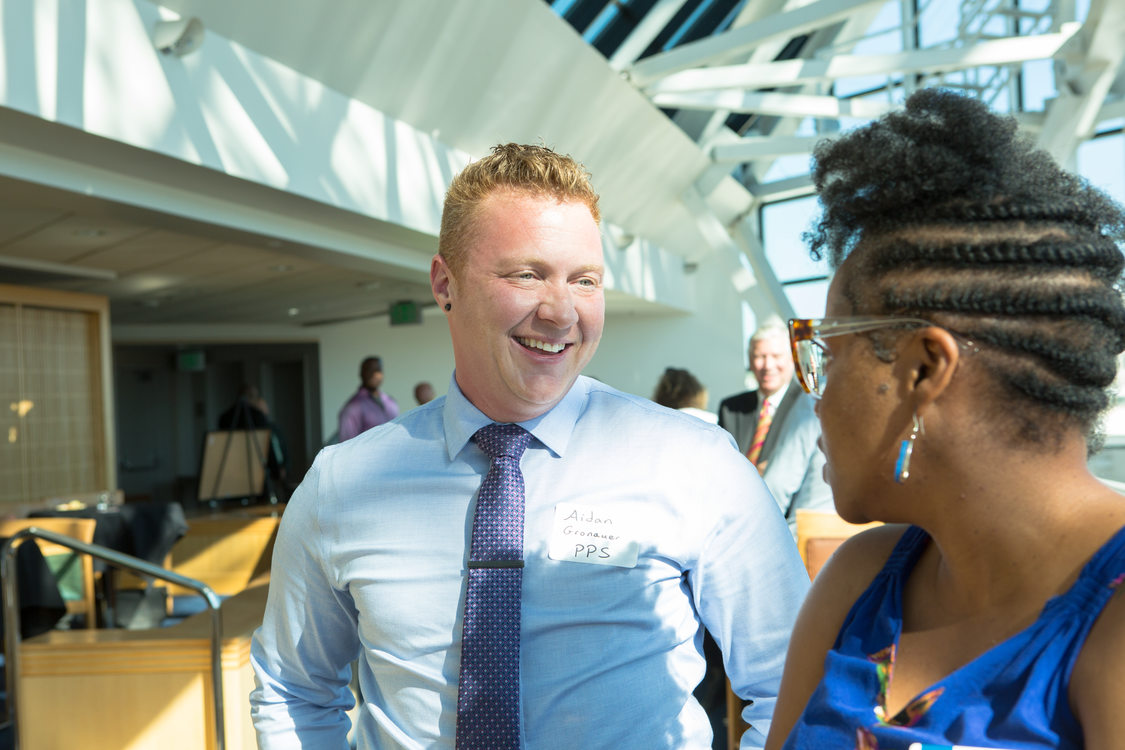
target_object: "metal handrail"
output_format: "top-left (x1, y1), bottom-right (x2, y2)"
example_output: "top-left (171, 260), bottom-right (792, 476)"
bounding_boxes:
top-left (1, 527), bottom-right (226, 750)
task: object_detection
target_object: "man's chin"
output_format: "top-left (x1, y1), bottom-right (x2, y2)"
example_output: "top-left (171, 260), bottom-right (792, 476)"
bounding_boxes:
top-left (518, 385), bottom-right (571, 408)
top-left (513, 375), bottom-right (581, 408)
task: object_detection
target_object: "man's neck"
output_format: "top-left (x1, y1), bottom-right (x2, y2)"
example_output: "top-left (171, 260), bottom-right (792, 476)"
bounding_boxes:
top-left (760, 380), bottom-right (789, 404)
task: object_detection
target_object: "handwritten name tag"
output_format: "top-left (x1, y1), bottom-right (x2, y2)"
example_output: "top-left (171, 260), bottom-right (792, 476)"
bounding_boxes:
top-left (547, 502), bottom-right (639, 568)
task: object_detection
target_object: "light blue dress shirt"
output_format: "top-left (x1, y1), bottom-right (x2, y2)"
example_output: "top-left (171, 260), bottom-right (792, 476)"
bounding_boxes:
top-left (250, 375), bottom-right (809, 749)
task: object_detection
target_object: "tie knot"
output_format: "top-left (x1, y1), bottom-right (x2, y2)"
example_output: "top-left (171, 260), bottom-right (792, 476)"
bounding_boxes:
top-left (473, 423), bottom-right (532, 460)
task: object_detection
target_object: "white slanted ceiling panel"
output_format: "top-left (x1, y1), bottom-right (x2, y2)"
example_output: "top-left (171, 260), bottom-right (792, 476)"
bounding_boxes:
top-left (150, 0), bottom-right (756, 261)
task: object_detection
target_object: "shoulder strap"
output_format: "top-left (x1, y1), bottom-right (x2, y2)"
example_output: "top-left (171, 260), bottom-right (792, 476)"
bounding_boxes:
top-left (1064, 523), bottom-right (1125, 613)
top-left (883, 525), bottom-right (929, 576)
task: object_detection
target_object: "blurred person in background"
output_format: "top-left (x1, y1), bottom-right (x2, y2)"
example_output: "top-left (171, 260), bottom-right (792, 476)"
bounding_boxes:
top-left (337, 356), bottom-right (399, 441)
top-left (653, 366), bottom-right (716, 423)
top-left (719, 324), bottom-right (832, 537)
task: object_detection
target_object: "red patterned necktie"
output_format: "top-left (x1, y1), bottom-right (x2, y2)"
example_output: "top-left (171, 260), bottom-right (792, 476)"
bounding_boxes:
top-left (456, 423), bottom-right (532, 749)
top-left (746, 399), bottom-right (773, 466)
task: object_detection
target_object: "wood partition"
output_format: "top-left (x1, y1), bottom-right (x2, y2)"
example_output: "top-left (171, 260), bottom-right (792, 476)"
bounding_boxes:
top-left (0, 283), bottom-right (116, 515)
top-left (116, 512), bottom-right (282, 597)
top-left (795, 509), bottom-right (882, 579)
top-left (164, 515), bottom-right (281, 597)
top-left (18, 583), bottom-right (267, 750)
top-left (16, 508), bottom-right (286, 748)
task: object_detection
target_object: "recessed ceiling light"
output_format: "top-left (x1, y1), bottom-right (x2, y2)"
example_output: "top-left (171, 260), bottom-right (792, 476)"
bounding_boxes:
top-left (287, 307), bottom-right (300, 316)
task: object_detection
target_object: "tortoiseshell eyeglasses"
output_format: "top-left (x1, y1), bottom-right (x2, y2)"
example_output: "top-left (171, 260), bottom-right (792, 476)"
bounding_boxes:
top-left (787, 316), bottom-right (971, 399)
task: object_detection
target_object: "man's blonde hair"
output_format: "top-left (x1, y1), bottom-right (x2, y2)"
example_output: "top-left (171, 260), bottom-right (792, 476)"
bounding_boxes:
top-left (438, 143), bottom-right (601, 276)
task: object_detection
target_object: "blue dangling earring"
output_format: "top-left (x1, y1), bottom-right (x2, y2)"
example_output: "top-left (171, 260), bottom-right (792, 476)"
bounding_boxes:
top-left (894, 413), bottom-right (924, 484)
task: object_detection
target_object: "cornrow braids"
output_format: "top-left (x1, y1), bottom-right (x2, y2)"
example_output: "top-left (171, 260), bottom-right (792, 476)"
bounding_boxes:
top-left (866, 237), bottom-right (1124, 282)
top-left (898, 199), bottom-right (1112, 227)
top-left (804, 88), bottom-right (1125, 445)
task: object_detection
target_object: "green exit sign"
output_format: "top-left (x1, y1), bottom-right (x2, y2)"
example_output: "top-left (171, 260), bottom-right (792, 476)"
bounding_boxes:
top-left (176, 349), bottom-right (206, 371)
top-left (389, 300), bottom-right (422, 325)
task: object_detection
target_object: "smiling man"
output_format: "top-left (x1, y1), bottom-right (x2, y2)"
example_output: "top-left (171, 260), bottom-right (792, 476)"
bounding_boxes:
top-left (250, 144), bottom-right (808, 750)
top-left (718, 325), bottom-right (833, 536)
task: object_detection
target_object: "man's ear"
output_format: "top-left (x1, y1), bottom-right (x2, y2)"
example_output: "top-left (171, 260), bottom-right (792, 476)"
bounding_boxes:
top-left (906, 327), bottom-right (962, 408)
top-left (431, 254), bottom-right (453, 309)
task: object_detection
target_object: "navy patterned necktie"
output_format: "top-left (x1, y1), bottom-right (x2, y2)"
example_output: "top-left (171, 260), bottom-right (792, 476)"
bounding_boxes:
top-left (456, 423), bottom-right (532, 749)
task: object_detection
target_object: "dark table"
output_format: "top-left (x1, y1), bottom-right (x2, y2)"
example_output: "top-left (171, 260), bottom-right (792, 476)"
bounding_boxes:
top-left (28, 502), bottom-right (190, 629)
top-left (30, 501), bottom-right (189, 570)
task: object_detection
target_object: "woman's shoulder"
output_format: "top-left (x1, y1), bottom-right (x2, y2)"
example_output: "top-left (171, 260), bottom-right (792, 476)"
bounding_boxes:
top-left (796, 523), bottom-right (913, 655)
top-left (1067, 515), bottom-right (1125, 746)
top-left (1068, 562), bottom-right (1125, 746)
top-left (764, 523), bottom-right (914, 750)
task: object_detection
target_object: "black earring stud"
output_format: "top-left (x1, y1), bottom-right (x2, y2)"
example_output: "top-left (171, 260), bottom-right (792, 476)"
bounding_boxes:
top-left (444, 303), bottom-right (451, 311)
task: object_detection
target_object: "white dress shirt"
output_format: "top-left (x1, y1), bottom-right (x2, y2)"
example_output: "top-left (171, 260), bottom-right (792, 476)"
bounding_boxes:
top-left (250, 375), bottom-right (809, 749)
top-left (759, 382), bottom-right (788, 423)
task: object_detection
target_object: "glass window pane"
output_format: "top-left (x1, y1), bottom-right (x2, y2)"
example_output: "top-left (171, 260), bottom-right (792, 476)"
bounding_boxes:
top-left (1020, 59), bottom-right (1056, 112)
top-left (834, 2), bottom-right (902, 99)
top-left (784, 279), bottom-right (830, 318)
top-left (761, 196), bottom-right (828, 283)
top-left (1077, 134), bottom-right (1125, 204)
top-left (919, 0), bottom-right (961, 47)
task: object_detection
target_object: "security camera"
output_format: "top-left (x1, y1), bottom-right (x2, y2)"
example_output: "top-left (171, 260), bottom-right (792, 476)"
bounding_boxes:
top-left (153, 17), bottom-right (204, 57)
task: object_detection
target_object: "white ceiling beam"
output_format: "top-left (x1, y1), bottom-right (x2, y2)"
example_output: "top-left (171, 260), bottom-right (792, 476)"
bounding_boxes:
top-left (645, 25), bottom-right (1081, 95)
top-left (711, 135), bottom-right (826, 162)
top-left (696, 6), bottom-right (889, 180)
top-left (751, 174), bottom-right (816, 203)
top-left (731, 215), bottom-right (796, 323)
top-left (680, 185), bottom-right (792, 319)
top-left (652, 89), bottom-right (896, 119)
top-left (608, 0), bottom-right (692, 71)
top-left (1039, 63), bottom-right (1120, 161)
top-left (679, 184), bottom-right (735, 263)
top-left (1038, 0), bottom-right (1125, 161)
top-left (1096, 96), bottom-right (1125, 125)
top-left (626, 0), bottom-right (885, 87)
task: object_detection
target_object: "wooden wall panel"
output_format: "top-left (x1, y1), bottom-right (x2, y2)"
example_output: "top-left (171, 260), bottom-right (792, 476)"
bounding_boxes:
top-left (0, 284), bottom-right (115, 512)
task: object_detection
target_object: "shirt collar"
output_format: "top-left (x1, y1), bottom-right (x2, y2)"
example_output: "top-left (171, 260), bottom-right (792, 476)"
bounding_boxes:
top-left (762, 380), bottom-right (790, 411)
top-left (442, 373), bottom-right (589, 461)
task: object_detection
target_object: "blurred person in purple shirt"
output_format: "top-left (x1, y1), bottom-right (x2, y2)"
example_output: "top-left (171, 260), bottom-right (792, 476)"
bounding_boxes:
top-left (337, 356), bottom-right (399, 441)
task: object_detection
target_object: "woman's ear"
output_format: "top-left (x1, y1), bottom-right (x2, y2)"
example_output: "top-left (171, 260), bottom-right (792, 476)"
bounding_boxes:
top-left (906, 327), bottom-right (962, 408)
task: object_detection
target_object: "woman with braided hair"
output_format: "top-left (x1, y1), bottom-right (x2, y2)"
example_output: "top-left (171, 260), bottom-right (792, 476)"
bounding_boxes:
top-left (765, 88), bottom-right (1125, 750)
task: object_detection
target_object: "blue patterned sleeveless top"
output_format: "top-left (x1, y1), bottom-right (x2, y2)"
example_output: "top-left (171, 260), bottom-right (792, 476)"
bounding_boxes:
top-left (782, 524), bottom-right (1125, 750)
